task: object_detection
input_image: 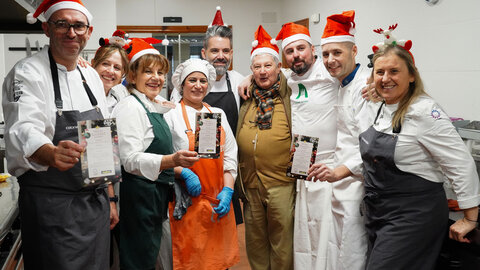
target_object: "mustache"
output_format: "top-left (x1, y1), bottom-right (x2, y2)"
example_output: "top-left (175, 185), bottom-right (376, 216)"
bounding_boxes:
top-left (213, 59), bottom-right (228, 64)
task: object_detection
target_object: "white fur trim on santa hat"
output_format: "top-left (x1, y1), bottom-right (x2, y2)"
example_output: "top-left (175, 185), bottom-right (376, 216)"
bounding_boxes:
top-left (44, 2), bottom-right (93, 23)
top-left (321, 35), bottom-right (355, 45)
top-left (281, 34), bottom-right (312, 50)
top-left (130, 48), bottom-right (160, 64)
top-left (250, 47), bottom-right (279, 62)
top-left (26, 13), bottom-right (37, 24)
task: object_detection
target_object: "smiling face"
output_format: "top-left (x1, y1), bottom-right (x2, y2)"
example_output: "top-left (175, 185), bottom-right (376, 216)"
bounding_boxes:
top-left (202, 37), bottom-right (232, 79)
top-left (251, 53), bottom-right (281, 90)
top-left (282, 39), bottom-right (315, 76)
top-left (42, 9), bottom-right (92, 67)
top-left (181, 72), bottom-right (209, 109)
top-left (321, 42), bottom-right (357, 82)
top-left (373, 52), bottom-right (415, 104)
top-left (131, 63), bottom-right (165, 101)
top-left (94, 50), bottom-right (124, 93)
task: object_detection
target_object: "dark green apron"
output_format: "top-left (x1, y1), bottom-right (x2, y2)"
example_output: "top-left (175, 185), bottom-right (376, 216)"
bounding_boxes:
top-left (118, 94), bottom-right (174, 270)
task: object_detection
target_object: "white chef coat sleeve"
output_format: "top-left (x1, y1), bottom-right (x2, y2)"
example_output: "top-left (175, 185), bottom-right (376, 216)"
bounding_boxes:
top-left (343, 83), bottom-right (372, 176)
top-left (417, 105), bottom-right (480, 209)
top-left (2, 62), bottom-right (53, 174)
top-left (112, 99), bottom-right (164, 181)
top-left (220, 109), bottom-right (238, 180)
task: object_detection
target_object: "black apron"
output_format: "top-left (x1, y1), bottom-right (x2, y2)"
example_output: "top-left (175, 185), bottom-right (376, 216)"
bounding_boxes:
top-left (18, 49), bottom-right (109, 270)
top-left (202, 72), bottom-right (244, 225)
top-left (359, 102), bottom-right (448, 270)
top-left (117, 94), bottom-right (174, 270)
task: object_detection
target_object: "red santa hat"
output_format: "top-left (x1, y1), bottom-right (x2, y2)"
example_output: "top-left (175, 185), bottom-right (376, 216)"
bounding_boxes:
top-left (209, 6), bottom-right (228, 27)
top-left (321, 10), bottom-right (356, 45)
top-left (99, 30), bottom-right (131, 51)
top-left (27, 0), bottom-right (92, 24)
top-left (127, 38), bottom-right (169, 64)
top-left (275, 22), bottom-right (312, 50)
top-left (251, 25), bottom-right (279, 61)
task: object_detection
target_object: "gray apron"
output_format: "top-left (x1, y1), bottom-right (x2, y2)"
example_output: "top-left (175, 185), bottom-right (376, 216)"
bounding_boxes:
top-left (359, 102), bottom-right (448, 270)
top-left (18, 49), bottom-right (109, 270)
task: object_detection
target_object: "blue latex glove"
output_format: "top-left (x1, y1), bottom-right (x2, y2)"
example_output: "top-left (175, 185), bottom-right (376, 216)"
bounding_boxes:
top-left (213, 187), bottom-right (234, 218)
top-left (180, 168), bottom-right (201, 197)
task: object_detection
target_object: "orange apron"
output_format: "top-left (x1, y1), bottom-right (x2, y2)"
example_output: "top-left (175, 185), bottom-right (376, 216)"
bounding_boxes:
top-left (169, 100), bottom-right (239, 270)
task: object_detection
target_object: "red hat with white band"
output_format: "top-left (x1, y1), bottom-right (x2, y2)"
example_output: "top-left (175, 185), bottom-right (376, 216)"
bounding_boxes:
top-left (321, 10), bottom-right (356, 45)
top-left (127, 38), bottom-right (164, 64)
top-left (275, 22), bottom-right (312, 50)
top-left (251, 25), bottom-right (279, 61)
top-left (27, 0), bottom-right (92, 24)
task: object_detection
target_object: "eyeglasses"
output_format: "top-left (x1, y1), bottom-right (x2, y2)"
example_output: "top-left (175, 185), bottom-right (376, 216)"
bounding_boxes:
top-left (48, 20), bottom-right (89, 35)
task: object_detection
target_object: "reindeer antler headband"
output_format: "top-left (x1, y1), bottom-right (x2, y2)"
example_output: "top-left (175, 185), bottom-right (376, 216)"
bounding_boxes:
top-left (372, 24), bottom-right (414, 63)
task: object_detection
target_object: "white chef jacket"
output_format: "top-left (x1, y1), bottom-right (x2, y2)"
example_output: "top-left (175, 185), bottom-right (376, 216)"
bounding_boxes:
top-left (170, 70), bottom-right (244, 110)
top-left (112, 89), bottom-right (174, 181)
top-left (2, 45), bottom-right (108, 177)
top-left (163, 103), bottom-right (238, 180)
top-left (287, 60), bottom-right (339, 158)
top-left (106, 84), bottom-right (129, 116)
top-left (373, 95), bottom-right (480, 209)
top-left (335, 64), bottom-right (379, 176)
top-left (289, 60), bottom-right (339, 270)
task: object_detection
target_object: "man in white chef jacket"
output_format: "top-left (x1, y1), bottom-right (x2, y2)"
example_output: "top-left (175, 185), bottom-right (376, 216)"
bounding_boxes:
top-left (307, 10), bottom-right (378, 270)
top-left (273, 22), bottom-right (340, 270)
top-left (2, 0), bottom-right (111, 269)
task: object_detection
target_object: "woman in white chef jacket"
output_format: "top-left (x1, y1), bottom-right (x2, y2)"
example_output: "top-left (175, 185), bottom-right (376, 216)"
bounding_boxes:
top-left (359, 41), bottom-right (480, 270)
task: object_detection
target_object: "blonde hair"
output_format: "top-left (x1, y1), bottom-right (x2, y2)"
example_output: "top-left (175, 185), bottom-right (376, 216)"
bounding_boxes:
top-left (91, 45), bottom-right (129, 77)
top-left (372, 45), bottom-right (426, 131)
top-left (127, 53), bottom-right (170, 91)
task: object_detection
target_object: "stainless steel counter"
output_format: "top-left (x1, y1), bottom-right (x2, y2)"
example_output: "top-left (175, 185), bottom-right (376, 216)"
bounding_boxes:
top-left (0, 176), bottom-right (21, 270)
top-left (0, 176), bottom-right (19, 242)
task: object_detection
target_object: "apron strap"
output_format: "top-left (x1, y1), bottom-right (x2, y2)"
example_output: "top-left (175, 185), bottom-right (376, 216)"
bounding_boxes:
top-left (77, 67), bottom-right (98, 107)
top-left (180, 100), bottom-right (212, 151)
top-left (48, 49), bottom-right (63, 110)
top-left (132, 94), bottom-right (151, 114)
top-left (373, 101), bottom-right (385, 125)
top-left (373, 101), bottom-right (402, 134)
top-left (48, 49), bottom-right (98, 113)
top-left (225, 72), bottom-right (232, 93)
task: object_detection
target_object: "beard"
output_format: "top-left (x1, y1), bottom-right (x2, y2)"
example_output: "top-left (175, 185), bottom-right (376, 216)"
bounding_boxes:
top-left (212, 59), bottom-right (230, 77)
top-left (290, 60), bottom-right (312, 76)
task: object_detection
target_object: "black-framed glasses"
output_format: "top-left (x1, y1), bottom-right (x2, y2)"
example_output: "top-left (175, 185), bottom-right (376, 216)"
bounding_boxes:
top-left (48, 20), bottom-right (89, 35)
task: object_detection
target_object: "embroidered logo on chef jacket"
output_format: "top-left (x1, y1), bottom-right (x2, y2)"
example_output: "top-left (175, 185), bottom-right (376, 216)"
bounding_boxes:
top-left (431, 109), bottom-right (441, 119)
top-left (295, 83), bottom-right (308, 100)
top-left (12, 79), bottom-right (23, 102)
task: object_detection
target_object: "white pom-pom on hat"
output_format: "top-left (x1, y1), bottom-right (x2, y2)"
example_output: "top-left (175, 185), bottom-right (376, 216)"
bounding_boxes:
top-left (26, 13), bottom-right (37, 24)
top-left (270, 38), bottom-right (277, 45)
top-left (349, 23), bottom-right (356, 35)
top-left (216, 6), bottom-right (221, 10)
top-left (252, 40), bottom-right (259, 48)
top-left (162, 39), bottom-right (169, 46)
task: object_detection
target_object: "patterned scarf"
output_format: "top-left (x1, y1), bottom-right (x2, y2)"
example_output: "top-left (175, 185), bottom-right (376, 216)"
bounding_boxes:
top-left (252, 77), bottom-right (280, 130)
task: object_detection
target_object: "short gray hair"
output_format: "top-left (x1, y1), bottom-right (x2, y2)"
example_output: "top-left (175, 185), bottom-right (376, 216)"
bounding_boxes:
top-left (250, 52), bottom-right (279, 67)
top-left (203, 26), bottom-right (233, 49)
